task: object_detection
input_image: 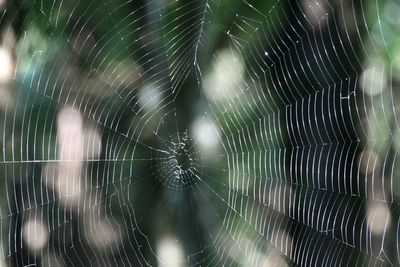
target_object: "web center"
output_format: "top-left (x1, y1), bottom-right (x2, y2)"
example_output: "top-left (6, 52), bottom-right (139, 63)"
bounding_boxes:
top-left (175, 148), bottom-right (192, 171)
top-left (154, 132), bottom-right (199, 190)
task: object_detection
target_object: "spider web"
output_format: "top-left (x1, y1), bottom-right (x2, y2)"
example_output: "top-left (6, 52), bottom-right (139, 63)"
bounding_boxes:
top-left (0, 0), bottom-right (399, 266)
